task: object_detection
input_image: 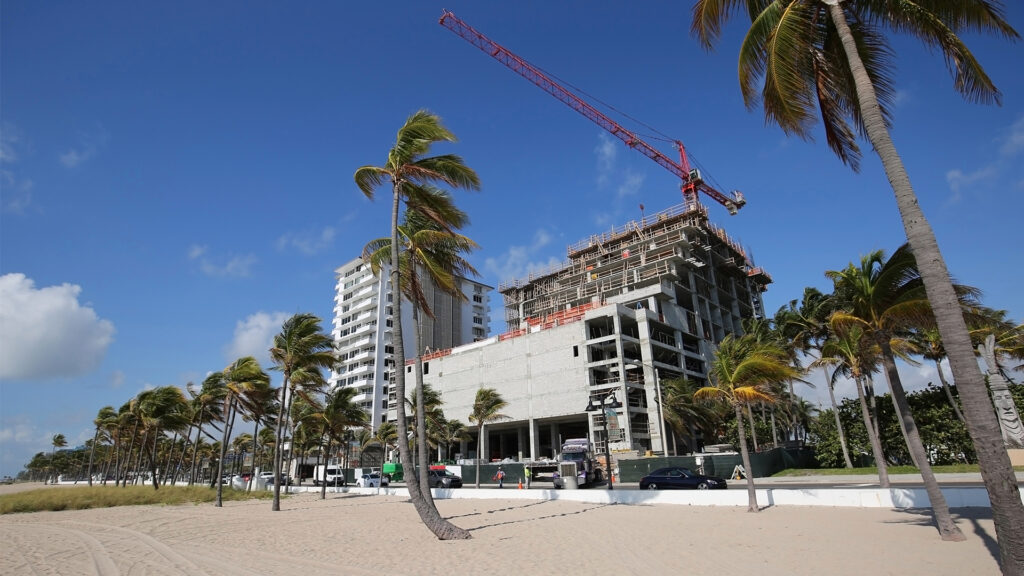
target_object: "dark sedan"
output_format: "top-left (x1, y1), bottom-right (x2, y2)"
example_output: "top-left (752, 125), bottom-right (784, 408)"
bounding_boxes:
top-left (639, 467), bottom-right (727, 490)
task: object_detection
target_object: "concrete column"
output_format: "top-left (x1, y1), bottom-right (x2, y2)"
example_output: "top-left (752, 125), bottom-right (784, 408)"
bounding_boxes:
top-left (549, 423), bottom-right (558, 458)
top-left (517, 427), bottom-right (524, 461)
top-left (528, 418), bottom-right (537, 461)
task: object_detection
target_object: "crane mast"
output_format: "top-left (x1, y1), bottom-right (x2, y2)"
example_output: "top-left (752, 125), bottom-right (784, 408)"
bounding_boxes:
top-left (439, 11), bottom-right (746, 215)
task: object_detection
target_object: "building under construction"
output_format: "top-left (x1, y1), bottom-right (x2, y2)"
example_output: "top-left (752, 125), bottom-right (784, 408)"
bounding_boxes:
top-left (415, 200), bottom-right (771, 464)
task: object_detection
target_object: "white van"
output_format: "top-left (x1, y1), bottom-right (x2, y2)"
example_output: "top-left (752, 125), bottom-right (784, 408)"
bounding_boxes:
top-left (314, 465), bottom-right (346, 486)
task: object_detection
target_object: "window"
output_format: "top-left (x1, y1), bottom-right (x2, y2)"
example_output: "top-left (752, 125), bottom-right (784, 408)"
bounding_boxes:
top-left (473, 294), bottom-right (483, 303)
top-left (573, 345), bottom-right (579, 357)
top-left (382, 400), bottom-right (388, 408)
top-left (424, 362), bottom-right (429, 375)
top-left (473, 316), bottom-right (483, 325)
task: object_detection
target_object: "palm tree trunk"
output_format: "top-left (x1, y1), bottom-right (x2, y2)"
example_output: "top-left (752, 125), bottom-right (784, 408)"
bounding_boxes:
top-left (854, 376), bottom-right (889, 487)
top-left (824, 367), bottom-right (854, 468)
top-left (272, 379), bottom-right (291, 511)
top-left (149, 428), bottom-right (161, 490)
top-left (413, 306), bottom-right (438, 511)
top-left (173, 425), bottom-right (193, 487)
top-left (829, 3), bottom-right (1023, 563)
top-left (248, 421), bottom-right (260, 492)
top-left (215, 395), bottom-right (234, 507)
top-left (162, 432), bottom-right (178, 485)
top-left (878, 341), bottom-right (964, 541)
top-left (734, 404), bottom-right (758, 512)
top-left (475, 424), bottom-right (484, 489)
top-left (121, 421), bottom-right (138, 487)
top-left (320, 436), bottom-right (333, 500)
top-left (745, 405), bottom-right (759, 452)
top-left (189, 419), bottom-right (203, 486)
top-left (389, 182), bottom-right (469, 540)
top-left (87, 427), bottom-right (100, 486)
top-left (769, 408), bottom-right (779, 448)
top-left (935, 359), bottom-right (965, 423)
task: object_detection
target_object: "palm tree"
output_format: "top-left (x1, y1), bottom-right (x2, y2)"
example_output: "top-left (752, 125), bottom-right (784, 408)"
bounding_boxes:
top-left (355, 110), bottom-right (480, 540)
top-left (691, 0), bottom-right (1023, 558)
top-left (815, 323), bottom-right (889, 486)
top-left (912, 327), bottom-right (965, 422)
top-left (364, 190), bottom-right (479, 504)
top-left (268, 313), bottom-right (335, 511)
top-left (136, 386), bottom-right (190, 490)
top-left (694, 334), bottom-right (800, 512)
top-left (216, 357), bottom-right (269, 506)
top-left (659, 376), bottom-right (719, 453)
top-left (468, 387), bottom-right (508, 489)
top-left (828, 245), bottom-right (972, 539)
top-left (436, 418), bottom-right (471, 462)
top-left (319, 386), bottom-right (367, 500)
top-left (87, 406), bottom-right (117, 486)
top-left (50, 433), bottom-right (67, 484)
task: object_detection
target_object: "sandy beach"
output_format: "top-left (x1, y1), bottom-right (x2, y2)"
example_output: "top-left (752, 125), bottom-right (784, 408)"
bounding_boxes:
top-left (0, 483), bottom-right (1002, 576)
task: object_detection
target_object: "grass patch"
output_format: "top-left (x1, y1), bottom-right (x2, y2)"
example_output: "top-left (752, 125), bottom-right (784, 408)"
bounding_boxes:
top-left (772, 464), bottom-right (1024, 477)
top-left (0, 485), bottom-right (275, 514)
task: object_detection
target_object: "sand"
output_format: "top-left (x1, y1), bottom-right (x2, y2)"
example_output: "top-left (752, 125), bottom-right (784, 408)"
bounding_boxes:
top-left (0, 484), bottom-right (1003, 576)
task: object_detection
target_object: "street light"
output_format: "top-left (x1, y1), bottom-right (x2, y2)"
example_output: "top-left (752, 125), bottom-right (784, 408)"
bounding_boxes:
top-left (585, 391), bottom-right (622, 490)
top-left (626, 362), bottom-right (668, 457)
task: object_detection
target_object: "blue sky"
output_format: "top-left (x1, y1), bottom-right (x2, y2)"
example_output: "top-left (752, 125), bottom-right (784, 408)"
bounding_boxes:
top-left (1, 2), bottom-right (1021, 478)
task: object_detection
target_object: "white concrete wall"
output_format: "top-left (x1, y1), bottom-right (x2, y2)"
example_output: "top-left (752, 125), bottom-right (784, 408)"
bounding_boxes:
top-left (288, 485), bottom-right (1024, 509)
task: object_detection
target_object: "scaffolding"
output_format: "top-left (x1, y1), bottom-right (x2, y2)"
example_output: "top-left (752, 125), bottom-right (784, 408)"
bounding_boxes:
top-left (500, 202), bottom-right (770, 328)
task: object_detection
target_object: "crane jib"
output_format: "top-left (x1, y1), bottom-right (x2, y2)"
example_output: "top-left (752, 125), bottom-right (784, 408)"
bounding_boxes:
top-left (439, 10), bottom-right (746, 214)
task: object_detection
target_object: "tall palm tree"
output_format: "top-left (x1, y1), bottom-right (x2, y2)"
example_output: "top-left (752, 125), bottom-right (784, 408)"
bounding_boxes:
top-left (828, 245), bottom-right (973, 539)
top-left (318, 386), bottom-right (368, 500)
top-left (694, 334), bottom-right (800, 512)
top-left (815, 323), bottom-right (889, 486)
top-left (468, 387), bottom-right (508, 489)
top-left (87, 406), bottom-right (117, 486)
top-left (364, 190), bottom-right (479, 504)
top-left (436, 418), bottom-right (471, 462)
top-left (691, 0), bottom-right (1023, 559)
top-left (50, 433), bottom-right (67, 484)
top-left (216, 357), bottom-right (269, 506)
top-left (268, 313), bottom-right (335, 511)
top-left (659, 376), bottom-right (719, 453)
top-left (912, 327), bottom-right (965, 422)
top-left (136, 386), bottom-right (190, 490)
top-left (355, 110), bottom-right (480, 540)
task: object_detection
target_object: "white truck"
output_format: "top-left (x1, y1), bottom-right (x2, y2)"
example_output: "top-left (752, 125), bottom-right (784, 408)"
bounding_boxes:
top-left (523, 438), bottom-right (604, 488)
top-left (313, 464), bottom-right (346, 487)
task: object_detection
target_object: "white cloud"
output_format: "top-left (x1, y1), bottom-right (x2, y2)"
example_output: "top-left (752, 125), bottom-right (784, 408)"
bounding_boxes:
top-left (617, 171), bottom-right (646, 198)
top-left (188, 245), bottom-right (257, 277)
top-left (1, 171), bottom-right (34, 214)
top-left (1000, 115), bottom-right (1024, 157)
top-left (0, 274), bottom-right (115, 380)
top-left (484, 229), bottom-right (565, 282)
top-left (188, 244), bottom-right (208, 259)
top-left (0, 125), bottom-right (36, 214)
top-left (277, 226), bottom-right (336, 255)
top-left (945, 114), bottom-right (1024, 202)
top-left (595, 133), bottom-right (616, 187)
top-left (59, 126), bottom-right (108, 168)
top-left (225, 311), bottom-right (290, 364)
top-left (0, 123), bottom-right (20, 163)
top-left (945, 165), bottom-right (997, 204)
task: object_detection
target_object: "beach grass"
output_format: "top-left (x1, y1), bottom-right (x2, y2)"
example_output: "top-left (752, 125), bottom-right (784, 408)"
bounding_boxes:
top-left (0, 484), bottom-right (275, 514)
top-left (772, 464), bottom-right (1024, 477)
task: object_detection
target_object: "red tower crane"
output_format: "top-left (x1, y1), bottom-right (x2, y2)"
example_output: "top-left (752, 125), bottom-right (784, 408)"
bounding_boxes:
top-left (439, 11), bottom-right (746, 215)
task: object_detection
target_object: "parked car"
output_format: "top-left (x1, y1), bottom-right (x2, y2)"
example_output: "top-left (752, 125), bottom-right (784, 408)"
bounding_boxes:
top-left (259, 472), bottom-right (292, 486)
top-left (427, 469), bottom-right (462, 488)
top-left (356, 472), bottom-right (389, 488)
top-left (638, 467), bottom-right (727, 490)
